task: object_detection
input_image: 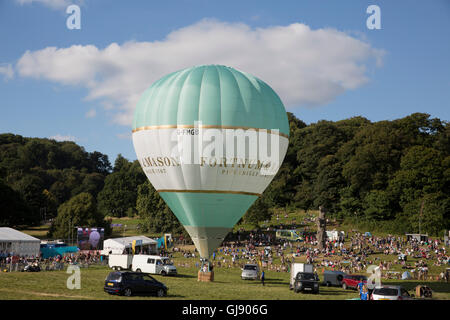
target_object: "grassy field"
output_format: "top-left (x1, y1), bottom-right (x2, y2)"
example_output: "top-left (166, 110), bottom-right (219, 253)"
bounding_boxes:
top-left (1, 264), bottom-right (449, 300)
top-left (17, 209), bottom-right (405, 240)
top-left (13, 210), bottom-right (449, 300)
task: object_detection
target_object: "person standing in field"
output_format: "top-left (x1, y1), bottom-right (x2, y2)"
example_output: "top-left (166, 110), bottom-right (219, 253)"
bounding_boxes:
top-left (261, 270), bottom-right (265, 286)
top-left (360, 285), bottom-right (369, 300)
top-left (357, 279), bottom-right (364, 299)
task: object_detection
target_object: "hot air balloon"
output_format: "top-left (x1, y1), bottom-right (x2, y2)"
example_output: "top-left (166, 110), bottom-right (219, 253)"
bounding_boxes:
top-left (132, 65), bottom-right (289, 267)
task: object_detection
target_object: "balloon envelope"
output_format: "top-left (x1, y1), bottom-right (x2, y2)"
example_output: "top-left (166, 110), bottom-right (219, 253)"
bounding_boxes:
top-left (132, 65), bottom-right (289, 259)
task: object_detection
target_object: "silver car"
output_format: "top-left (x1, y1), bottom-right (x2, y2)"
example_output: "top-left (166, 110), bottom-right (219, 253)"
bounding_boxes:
top-left (371, 285), bottom-right (415, 300)
top-left (241, 264), bottom-right (260, 280)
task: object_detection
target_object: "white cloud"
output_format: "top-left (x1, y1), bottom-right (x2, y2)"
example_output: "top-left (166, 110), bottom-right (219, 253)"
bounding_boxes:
top-left (15, 20), bottom-right (385, 126)
top-left (0, 64), bottom-right (14, 80)
top-left (15, 0), bottom-right (74, 10)
top-left (49, 134), bottom-right (77, 142)
top-left (85, 109), bottom-right (96, 118)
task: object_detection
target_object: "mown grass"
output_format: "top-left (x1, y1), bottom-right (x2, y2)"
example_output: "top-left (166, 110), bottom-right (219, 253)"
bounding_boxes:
top-left (1, 264), bottom-right (449, 300)
top-left (13, 209), bottom-right (449, 300)
top-left (17, 225), bottom-right (50, 240)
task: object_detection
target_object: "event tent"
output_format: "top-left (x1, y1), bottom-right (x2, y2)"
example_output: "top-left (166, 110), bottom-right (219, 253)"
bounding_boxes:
top-left (102, 236), bottom-right (158, 255)
top-left (0, 227), bottom-right (40, 257)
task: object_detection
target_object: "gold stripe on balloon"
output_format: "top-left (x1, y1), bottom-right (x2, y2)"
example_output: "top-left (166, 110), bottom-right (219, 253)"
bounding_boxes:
top-left (157, 189), bottom-right (261, 196)
top-left (132, 124), bottom-right (289, 139)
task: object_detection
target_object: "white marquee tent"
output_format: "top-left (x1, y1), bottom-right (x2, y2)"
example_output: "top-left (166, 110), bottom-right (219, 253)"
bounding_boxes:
top-left (102, 236), bottom-right (158, 255)
top-left (0, 227), bottom-right (40, 257)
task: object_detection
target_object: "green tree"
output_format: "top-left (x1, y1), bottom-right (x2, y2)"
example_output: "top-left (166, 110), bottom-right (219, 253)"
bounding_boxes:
top-left (242, 197), bottom-right (271, 228)
top-left (88, 151), bottom-right (112, 174)
top-left (313, 155), bottom-right (344, 214)
top-left (113, 154), bottom-right (130, 172)
top-left (389, 146), bottom-right (445, 208)
top-left (136, 181), bottom-right (184, 234)
top-left (74, 173), bottom-right (105, 198)
top-left (10, 174), bottom-right (44, 225)
top-left (0, 179), bottom-right (33, 226)
top-left (403, 193), bottom-right (449, 236)
top-left (339, 186), bottom-right (362, 219)
top-left (97, 171), bottom-right (135, 217)
top-left (41, 189), bottom-right (58, 219)
top-left (362, 190), bottom-right (393, 220)
top-left (98, 155), bottom-right (146, 217)
top-left (48, 193), bottom-right (109, 239)
top-left (262, 113), bottom-right (306, 208)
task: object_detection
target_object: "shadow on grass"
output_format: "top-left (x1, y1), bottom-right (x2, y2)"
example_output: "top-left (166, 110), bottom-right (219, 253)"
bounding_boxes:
top-left (264, 280), bottom-right (289, 286)
top-left (236, 278), bottom-right (288, 286)
top-left (171, 274), bottom-right (196, 279)
top-left (166, 294), bottom-right (185, 298)
top-left (320, 289), bottom-right (356, 296)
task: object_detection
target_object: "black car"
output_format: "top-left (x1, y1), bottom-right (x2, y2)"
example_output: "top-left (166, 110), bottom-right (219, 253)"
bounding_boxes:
top-left (293, 272), bottom-right (320, 294)
top-left (23, 264), bottom-right (41, 272)
top-left (104, 271), bottom-right (168, 297)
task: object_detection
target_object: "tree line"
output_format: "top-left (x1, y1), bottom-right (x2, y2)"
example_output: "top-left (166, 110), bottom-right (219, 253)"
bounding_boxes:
top-left (0, 112), bottom-right (448, 238)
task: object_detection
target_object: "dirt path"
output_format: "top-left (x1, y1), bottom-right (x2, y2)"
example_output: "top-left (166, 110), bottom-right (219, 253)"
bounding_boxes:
top-left (0, 287), bottom-right (94, 300)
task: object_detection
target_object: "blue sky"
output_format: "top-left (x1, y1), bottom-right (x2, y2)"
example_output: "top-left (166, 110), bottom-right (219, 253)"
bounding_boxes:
top-left (1, 0), bottom-right (449, 163)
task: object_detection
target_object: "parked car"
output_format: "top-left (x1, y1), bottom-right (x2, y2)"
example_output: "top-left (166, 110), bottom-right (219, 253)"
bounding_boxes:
top-left (371, 285), bottom-right (415, 300)
top-left (241, 264), bottom-right (260, 280)
top-left (293, 272), bottom-right (320, 294)
top-left (323, 270), bottom-right (346, 287)
top-left (342, 274), bottom-right (367, 290)
top-left (104, 271), bottom-right (168, 297)
top-left (23, 264), bottom-right (41, 272)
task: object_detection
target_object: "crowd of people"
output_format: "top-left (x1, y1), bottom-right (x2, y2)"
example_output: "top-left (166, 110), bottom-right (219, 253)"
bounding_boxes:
top-left (169, 227), bottom-right (449, 282)
top-left (2, 219), bottom-right (448, 283)
top-left (0, 250), bottom-right (106, 272)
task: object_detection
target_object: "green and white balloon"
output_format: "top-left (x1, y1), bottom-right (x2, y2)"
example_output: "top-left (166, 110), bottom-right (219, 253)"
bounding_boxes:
top-left (132, 65), bottom-right (289, 259)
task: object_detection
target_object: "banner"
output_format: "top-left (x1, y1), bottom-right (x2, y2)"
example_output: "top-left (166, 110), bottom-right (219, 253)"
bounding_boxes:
top-left (132, 240), bottom-right (136, 254)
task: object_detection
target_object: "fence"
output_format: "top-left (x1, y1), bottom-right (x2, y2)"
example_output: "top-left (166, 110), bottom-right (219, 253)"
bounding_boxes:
top-left (0, 259), bottom-right (108, 272)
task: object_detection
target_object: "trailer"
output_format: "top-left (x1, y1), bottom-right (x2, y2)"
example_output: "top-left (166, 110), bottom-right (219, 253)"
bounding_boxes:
top-left (108, 254), bottom-right (133, 270)
top-left (326, 230), bottom-right (345, 241)
top-left (323, 270), bottom-right (347, 287)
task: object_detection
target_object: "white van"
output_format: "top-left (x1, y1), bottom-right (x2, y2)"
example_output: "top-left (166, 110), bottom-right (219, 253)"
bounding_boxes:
top-left (108, 254), bottom-right (133, 270)
top-left (131, 255), bottom-right (177, 276)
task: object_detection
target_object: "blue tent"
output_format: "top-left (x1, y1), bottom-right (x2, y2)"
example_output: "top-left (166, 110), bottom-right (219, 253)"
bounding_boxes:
top-left (157, 237), bottom-right (165, 248)
top-left (40, 246), bottom-right (79, 258)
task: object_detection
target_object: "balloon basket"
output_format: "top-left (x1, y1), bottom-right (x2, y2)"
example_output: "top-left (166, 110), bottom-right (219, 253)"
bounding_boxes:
top-left (198, 270), bottom-right (214, 282)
